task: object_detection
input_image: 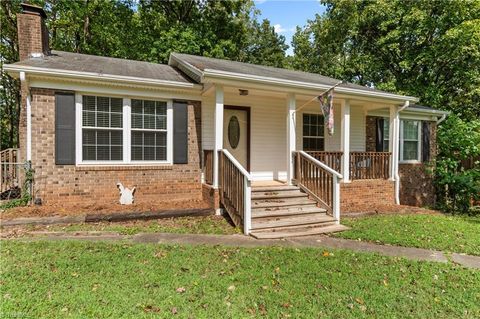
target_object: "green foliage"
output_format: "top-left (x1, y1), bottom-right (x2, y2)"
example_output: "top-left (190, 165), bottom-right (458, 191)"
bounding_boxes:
top-left (291, 0), bottom-right (480, 120)
top-left (0, 0), bottom-right (288, 149)
top-left (435, 116), bottom-right (480, 213)
top-left (0, 161), bottom-right (34, 209)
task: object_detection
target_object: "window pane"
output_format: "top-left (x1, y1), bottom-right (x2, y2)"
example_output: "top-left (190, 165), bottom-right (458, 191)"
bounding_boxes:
top-left (383, 119), bottom-right (390, 139)
top-left (132, 114), bottom-right (143, 129)
top-left (97, 96), bottom-right (109, 112)
top-left (144, 100), bottom-right (155, 114)
top-left (110, 98), bottom-right (122, 113)
top-left (403, 141), bottom-right (418, 160)
top-left (156, 116), bottom-right (166, 130)
top-left (156, 147), bottom-right (166, 160)
top-left (403, 120), bottom-right (419, 140)
top-left (96, 112), bottom-right (110, 127)
top-left (83, 111), bottom-right (95, 127)
top-left (110, 113), bottom-right (122, 128)
top-left (144, 147), bottom-right (155, 160)
top-left (156, 132), bottom-right (167, 146)
top-left (144, 132), bottom-right (155, 146)
top-left (82, 129), bottom-right (123, 161)
top-left (83, 96), bottom-right (96, 111)
top-left (156, 102), bottom-right (167, 115)
top-left (144, 115), bottom-right (156, 129)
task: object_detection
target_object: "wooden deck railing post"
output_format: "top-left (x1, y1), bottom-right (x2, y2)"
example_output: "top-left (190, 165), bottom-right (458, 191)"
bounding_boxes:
top-left (243, 176), bottom-right (251, 235)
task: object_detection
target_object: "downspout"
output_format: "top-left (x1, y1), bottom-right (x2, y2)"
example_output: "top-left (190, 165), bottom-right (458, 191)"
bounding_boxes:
top-left (394, 101), bottom-right (410, 204)
top-left (20, 71), bottom-right (32, 162)
top-left (436, 113), bottom-right (447, 125)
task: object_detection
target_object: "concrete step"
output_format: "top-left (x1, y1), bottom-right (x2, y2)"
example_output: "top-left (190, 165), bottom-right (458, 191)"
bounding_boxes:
top-left (252, 206), bottom-right (327, 219)
top-left (251, 190), bottom-right (308, 200)
top-left (251, 197), bottom-right (317, 209)
top-left (252, 214), bottom-right (334, 230)
top-left (250, 224), bottom-right (350, 239)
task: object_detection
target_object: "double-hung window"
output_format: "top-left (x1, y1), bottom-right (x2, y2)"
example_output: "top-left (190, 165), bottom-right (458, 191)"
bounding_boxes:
top-left (131, 99), bottom-right (168, 161)
top-left (400, 120), bottom-right (421, 162)
top-left (303, 113), bottom-right (325, 151)
top-left (82, 96), bottom-right (123, 161)
top-left (382, 119), bottom-right (390, 152)
top-left (80, 95), bottom-right (171, 164)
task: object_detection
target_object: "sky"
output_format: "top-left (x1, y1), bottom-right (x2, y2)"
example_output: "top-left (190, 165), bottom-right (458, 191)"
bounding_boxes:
top-left (255, 0), bottom-right (327, 55)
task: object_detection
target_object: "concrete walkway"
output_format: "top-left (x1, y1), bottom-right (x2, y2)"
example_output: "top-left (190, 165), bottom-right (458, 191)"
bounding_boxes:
top-left (7, 231), bottom-right (480, 269)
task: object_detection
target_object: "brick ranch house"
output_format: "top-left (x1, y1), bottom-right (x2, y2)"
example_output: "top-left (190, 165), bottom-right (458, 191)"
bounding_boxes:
top-left (3, 4), bottom-right (448, 238)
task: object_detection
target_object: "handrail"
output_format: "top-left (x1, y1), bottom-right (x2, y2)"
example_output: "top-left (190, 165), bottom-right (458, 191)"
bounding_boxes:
top-left (218, 149), bottom-right (252, 235)
top-left (299, 151), bottom-right (343, 178)
top-left (294, 151), bottom-right (342, 223)
top-left (221, 149), bottom-right (252, 181)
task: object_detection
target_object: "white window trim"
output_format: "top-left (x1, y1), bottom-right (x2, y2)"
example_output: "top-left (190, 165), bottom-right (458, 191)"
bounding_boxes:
top-left (302, 112), bottom-right (325, 151)
top-left (399, 119), bottom-right (422, 164)
top-left (75, 93), bottom-right (173, 166)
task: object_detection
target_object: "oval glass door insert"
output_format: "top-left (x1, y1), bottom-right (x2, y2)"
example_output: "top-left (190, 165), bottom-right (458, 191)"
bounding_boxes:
top-left (228, 116), bottom-right (240, 149)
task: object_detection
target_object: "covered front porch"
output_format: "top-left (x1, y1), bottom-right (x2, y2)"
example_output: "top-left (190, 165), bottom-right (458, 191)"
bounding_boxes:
top-left (201, 84), bottom-right (404, 236)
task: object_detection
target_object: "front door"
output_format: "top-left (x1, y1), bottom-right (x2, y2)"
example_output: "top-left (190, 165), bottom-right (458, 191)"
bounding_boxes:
top-left (223, 106), bottom-right (249, 170)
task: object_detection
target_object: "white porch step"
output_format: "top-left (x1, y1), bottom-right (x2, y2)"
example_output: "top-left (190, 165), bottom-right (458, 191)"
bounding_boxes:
top-left (252, 214), bottom-right (334, 230)
top-left (251, 190), bottom-right (308, 200)
top-left (252, 206), bottom-right (327, 218)
top-left (250, 224), bottom-right (350, 239)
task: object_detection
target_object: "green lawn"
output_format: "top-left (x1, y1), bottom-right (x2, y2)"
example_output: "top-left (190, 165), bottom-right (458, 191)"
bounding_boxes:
top-left (43, 215), bottom-right (240, 235)
top-left (337, 214), bottom-right (480, 255)
top-left (1, 240), bottom-right (479, 318)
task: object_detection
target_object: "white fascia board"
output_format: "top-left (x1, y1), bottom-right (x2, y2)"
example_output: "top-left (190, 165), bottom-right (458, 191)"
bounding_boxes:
top-left (28, 77), bottom-right (202, 101)
top-left (168, 54), bottom-right (204, 80)
top-left (202, 69), bottom-right (419, 103)
top-left (3, 64), bottom-right (203, 91)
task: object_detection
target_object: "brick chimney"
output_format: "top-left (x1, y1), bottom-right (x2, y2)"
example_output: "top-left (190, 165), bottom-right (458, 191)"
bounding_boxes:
top-left (17, 3), bottom-right (50, 61)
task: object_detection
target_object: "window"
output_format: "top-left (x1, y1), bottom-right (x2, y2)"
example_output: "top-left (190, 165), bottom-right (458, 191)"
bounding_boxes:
top-left (302, 113), bottom-right (325, 151)
top-left (79, 95), bottom-right (171, 164)
top-left (382, 119), bottom-right (390, 151)
top-left (131, 99), bottom-right (168, 161)
top-left (400, 120), bottom-right (421, 162)
top-left (82, 96), bottom-right (123, 161)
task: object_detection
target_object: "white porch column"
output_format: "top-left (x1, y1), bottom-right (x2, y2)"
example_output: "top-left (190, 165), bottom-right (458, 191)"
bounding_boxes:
top-left (212, 85), bottom-right (224, 189)
top-left (286, 93), bottom-right (296, 185)
top-left (340, 99), bottom-right (350, 182)
top-left (389, 106), bottom-right (399, 180)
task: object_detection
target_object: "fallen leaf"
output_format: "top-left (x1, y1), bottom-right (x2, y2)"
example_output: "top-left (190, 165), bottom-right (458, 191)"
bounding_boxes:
top-left (228, 285), bottom-right (236, 291)
top-left (171, 307), bottom-right (178, 315)
top-left (322, 251), bottom-right (330, 257)
top-left (143, 305), bottom-right (161, 313)
top-left (176, 287), bottom-right (186, 293)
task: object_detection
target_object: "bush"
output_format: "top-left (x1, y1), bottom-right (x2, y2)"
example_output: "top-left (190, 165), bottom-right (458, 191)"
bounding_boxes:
top-left (435, 115), bottom-right (480, 213)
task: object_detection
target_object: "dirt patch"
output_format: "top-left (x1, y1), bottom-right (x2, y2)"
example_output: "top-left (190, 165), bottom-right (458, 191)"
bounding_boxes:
top-left (342, 204), bottom-right (441, 218)
top-left (0, 199), bottom-right (211, 220)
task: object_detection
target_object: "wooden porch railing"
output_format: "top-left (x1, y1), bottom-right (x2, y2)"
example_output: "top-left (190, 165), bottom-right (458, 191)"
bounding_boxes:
top-left (293, 151), bottom-right (343, 222)
top-left (1, 148), bottom-right (20, 193)
top-left (307, 151), bottom-right (343, 172)
top-left (203, 149), bottom-right (214, 185)
top-left (219, 149), bottom-right (252, 234)
top-left (350, 152), bottom-right (391, 180)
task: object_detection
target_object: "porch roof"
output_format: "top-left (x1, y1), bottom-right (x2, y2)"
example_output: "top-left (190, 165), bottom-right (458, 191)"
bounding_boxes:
top-left (169, 53), bottom-right (419, 103)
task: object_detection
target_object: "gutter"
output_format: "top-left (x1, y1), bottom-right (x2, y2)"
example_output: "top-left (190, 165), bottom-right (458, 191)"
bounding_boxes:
top-left (20, 71), bottom-right (32, 162)
top-left (3, 64), bottom-right (203, 91)
top-left (436, 113), bottom-right (448, 124)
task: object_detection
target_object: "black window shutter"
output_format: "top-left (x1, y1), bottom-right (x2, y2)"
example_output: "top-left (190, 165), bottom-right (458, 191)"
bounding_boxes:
top-left (422, 121), bottom-right (430, 162)
top-left (55, 92), bottom-right (76, 165)
top-left (375, 118), bottom-right (384, 152)
top-left (173, 101), bottom-right (188, 164)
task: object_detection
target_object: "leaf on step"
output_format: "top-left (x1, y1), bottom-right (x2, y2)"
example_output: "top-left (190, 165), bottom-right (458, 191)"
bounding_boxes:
top-left (322, 251), bottom-right (330, 257)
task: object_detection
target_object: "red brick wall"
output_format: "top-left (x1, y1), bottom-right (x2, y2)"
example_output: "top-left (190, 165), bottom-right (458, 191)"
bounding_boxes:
top-left (202, 184), bottom-right (220, 210)
top-left (340, 179), bottom-right (395, 213)
top-left (17, 12), bottom-right (49, 61)
top-left (27, 88), bottom-right (203, 205)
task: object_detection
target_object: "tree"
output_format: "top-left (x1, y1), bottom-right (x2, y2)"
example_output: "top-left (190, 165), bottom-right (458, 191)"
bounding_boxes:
top-left (0, 0), bottom-right (288, 149)
top-left (291, 0), bottom-right (480, 120)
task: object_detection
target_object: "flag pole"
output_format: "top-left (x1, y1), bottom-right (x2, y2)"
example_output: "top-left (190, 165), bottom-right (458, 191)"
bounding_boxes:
top-left (294, 80), bottom-right (345, 113)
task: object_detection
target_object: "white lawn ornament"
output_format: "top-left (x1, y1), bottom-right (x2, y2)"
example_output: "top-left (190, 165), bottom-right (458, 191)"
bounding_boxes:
top-left (116, 182), bottom-right (136, 205)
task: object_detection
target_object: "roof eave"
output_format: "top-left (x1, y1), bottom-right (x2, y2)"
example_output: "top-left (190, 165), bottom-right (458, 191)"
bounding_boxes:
top-left (402, 107), bottom-right (450, 116)
top-left (3, 64), bottom-right (203, 91)
top-left (202, 68), bottom-right (419, 103)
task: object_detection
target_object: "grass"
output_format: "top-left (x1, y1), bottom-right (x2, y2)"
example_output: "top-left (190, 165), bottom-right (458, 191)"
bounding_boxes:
top-left (1, 240), bottom-right (479, 318)
top-left (337, 213), bottom-right (480, 255)
top-left (41, 215), bottom-right (240, 235)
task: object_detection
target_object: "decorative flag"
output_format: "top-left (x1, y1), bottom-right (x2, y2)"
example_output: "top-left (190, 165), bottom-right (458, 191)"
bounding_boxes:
top-left (318, 89), bottom-right (334, 136)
